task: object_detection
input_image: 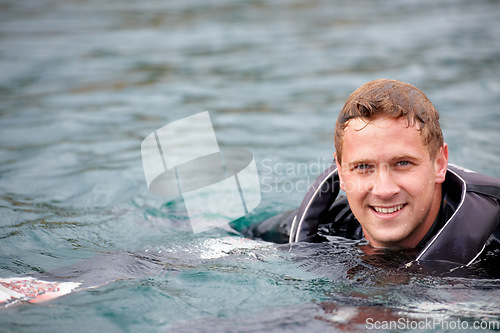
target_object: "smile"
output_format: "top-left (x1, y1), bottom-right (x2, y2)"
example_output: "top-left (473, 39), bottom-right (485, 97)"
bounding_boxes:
top-left (372, 204), bottom-right (405, 214)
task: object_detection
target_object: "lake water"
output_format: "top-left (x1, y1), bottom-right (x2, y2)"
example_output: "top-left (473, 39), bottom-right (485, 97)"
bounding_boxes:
top-left (1, 0), bottom-right (500, 332)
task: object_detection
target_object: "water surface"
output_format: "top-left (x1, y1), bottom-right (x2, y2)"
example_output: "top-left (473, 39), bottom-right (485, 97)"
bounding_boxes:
top-left (1, 0), bottom-right (500, 331)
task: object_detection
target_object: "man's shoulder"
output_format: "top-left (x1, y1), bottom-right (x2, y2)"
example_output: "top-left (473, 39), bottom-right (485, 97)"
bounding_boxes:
top-left (447, 164), bottom-right (500, 200)
top-left (417, 165), bottom-right (500, 264)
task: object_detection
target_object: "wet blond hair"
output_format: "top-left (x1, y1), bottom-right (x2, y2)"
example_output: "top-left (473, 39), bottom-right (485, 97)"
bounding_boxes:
top-left (334, 79), bottom-right (443, 164)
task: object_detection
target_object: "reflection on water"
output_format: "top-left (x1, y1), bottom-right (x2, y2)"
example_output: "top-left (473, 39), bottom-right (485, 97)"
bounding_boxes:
top-left (0, 0), bottom-right (499, 331)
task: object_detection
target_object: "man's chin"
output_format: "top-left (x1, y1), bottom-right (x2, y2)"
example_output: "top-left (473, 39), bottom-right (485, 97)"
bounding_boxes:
top-left (364, 229), bottom-right (413, 249)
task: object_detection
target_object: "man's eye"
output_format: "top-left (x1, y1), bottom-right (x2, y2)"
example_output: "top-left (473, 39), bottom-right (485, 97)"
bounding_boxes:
top-left (354, 164), bottom-right (373, 172)
top-left (397, 161), bottom-right (410, 167)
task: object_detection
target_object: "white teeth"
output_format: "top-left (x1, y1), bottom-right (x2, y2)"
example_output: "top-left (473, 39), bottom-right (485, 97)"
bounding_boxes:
top-left (373, 204), bottom-right (404, 214)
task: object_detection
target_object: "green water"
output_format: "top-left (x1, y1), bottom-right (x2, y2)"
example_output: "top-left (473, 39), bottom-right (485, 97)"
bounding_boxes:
top-left (1, 0), bottom-right (499, 331)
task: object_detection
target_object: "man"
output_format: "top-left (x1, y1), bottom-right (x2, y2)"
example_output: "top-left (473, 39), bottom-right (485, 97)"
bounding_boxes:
top-left (248, 79), bottom-right (500, 266)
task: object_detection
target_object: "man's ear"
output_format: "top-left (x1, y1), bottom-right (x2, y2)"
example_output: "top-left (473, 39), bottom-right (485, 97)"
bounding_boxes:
top-left (334, 152), bottom-right (346, 191)
top-left (434, 143), bottom-right (449, 184)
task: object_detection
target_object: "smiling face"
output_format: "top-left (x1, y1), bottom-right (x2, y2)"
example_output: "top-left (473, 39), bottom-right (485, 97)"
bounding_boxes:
top-left (335, 117), bottom-right (448, 249)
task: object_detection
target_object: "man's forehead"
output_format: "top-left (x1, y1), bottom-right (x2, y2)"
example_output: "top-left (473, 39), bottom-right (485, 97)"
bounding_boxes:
top-left (341, 116), bottom-right (429, 162)
top-left (343, 116), bottom-right (420, 132)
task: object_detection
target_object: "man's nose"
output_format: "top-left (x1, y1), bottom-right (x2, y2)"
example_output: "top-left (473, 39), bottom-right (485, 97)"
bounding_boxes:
top-left (370, 166), bottom-right (399, 199)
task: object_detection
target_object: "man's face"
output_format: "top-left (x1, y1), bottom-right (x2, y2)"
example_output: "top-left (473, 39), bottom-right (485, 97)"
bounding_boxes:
top-left (335, 117), bottom-right (448, 249)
